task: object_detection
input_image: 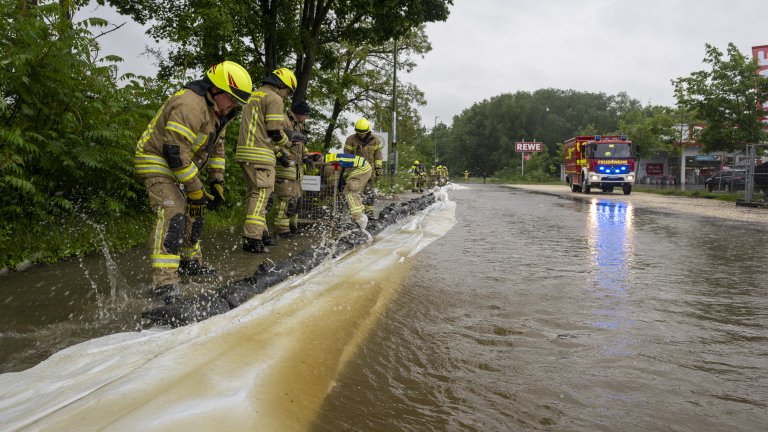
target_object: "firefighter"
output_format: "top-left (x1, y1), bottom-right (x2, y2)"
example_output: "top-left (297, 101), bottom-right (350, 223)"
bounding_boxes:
top-left (274, 131), bottom-right (314, 237)
top-left (429, 163), bottom-right (438, 187)
top-left (134, 60), bottom-right (252, 304)
top-left (437, 164), bottom-right (448, 186)
top-left (344, 118), bottom-right (382, 218)
top-left (285, 99), bottom-right (310, 133)
top-left (463, 170), bottom-right (470, 180)
top-left (409, 160), bottom-right (423, 192)
top-left (236, 67), bottom-right (296, 253)
top-left (311, 152), bottom-right (373, 230)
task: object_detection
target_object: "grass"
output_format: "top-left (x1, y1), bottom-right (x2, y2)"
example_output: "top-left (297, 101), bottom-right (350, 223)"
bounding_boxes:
top-left (631, 186), bottom-right (762, 202)
top-left (0, 204), bottom-right (247, 271)
top-left (0, 175), bottom-right (416, 271)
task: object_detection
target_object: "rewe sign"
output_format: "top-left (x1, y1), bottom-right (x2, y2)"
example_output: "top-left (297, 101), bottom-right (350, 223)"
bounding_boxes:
top-left (515, 141), bottom-right (543, 152)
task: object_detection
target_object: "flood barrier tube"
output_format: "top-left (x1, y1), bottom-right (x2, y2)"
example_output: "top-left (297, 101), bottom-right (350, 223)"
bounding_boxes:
top-left (142, 193), bottom-right (437, 327)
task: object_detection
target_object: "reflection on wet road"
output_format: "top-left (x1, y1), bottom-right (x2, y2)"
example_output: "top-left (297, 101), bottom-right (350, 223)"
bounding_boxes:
top-left (1, 184), bottom-right (767, 432)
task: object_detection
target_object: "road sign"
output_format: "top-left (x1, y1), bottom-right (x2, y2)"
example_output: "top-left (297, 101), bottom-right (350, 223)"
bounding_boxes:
top-left (515, 141), bottom-right (543, 152)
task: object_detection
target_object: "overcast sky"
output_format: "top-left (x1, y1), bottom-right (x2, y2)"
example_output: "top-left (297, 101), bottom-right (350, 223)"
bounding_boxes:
top-left (84, 0), bottom-right (766, 128)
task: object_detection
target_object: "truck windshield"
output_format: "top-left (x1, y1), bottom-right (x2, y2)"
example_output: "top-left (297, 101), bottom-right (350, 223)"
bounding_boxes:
top-left (595, 143), bottom-right (631, 158)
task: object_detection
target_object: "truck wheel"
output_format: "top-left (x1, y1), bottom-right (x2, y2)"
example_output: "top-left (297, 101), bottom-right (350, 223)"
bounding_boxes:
top-left (571, 182), bottom-right (580, 192)
top-left (581, 175), bottom-right (590, 194)
top-left (623, 184), bottom-right (632, 195)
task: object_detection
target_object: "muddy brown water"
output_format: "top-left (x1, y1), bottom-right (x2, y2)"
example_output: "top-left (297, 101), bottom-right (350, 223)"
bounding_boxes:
top-left (1, 185), bottom-right (766, 431)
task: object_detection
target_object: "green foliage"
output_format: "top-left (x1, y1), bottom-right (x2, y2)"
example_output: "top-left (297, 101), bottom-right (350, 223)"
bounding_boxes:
top-left (617, 105), bottom-right (679, 158)
top-left (673, 43), bottom-right (768, 152)
top-left (436, 89), bottom-right (639, 176)
top-left (0, 1), bottom-right (180, 266)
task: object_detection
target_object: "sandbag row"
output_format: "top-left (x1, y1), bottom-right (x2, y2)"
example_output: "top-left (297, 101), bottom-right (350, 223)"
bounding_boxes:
top-left (141, 193), bottom-right (437, 327)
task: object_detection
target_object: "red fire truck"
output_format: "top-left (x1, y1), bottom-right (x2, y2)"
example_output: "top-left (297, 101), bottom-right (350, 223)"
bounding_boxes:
top-left (563, 135), bottom-right (636, 195)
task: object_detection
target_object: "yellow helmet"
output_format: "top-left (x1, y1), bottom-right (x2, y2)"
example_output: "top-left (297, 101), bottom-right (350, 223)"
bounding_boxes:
top-left (355, 118), bottom-right (370, 133)
top-left (414, 160), bottom-right (420, 165)
top-left (272, 68), bottom-right (297, 93)
top-left (206, 61), bottom-right (253, 104)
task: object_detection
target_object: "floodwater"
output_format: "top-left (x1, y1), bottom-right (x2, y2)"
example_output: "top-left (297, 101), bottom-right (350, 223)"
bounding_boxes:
top-left (1, 184), bottom-right (767, 431)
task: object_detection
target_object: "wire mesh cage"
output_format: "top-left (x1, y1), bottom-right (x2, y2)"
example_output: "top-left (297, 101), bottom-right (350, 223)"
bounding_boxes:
top-left (298, 166), bottom-right (349, 223)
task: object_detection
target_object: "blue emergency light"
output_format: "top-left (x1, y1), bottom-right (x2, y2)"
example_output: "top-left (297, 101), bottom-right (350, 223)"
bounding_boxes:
top-left (597, 165), bottom-right (630, 174)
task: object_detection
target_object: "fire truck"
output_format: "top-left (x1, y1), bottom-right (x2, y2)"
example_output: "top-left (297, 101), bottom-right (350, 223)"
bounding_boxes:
top-left (563, 135), bottom-right (636, 195)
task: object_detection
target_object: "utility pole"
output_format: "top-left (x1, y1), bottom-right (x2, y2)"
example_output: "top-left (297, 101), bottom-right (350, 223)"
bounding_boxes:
top-left (433, 116), bottom-right (439, 166)
top-left (390, 38), bottom-right (398, 175)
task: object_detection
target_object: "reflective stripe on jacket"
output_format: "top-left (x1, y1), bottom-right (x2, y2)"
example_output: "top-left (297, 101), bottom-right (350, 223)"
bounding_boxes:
top-left (236, 84), bottom-right (288, 166)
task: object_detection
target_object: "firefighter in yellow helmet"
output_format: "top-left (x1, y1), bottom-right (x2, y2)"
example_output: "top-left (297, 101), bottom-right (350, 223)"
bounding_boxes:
top-left (344, 118), bottom-right (382, 217)
top-left (409, 160), bottom-right (424, 192)
top-left (237, 67), bottom-right (296, 253)
top-left (134, 60), bottom-right (252, 304)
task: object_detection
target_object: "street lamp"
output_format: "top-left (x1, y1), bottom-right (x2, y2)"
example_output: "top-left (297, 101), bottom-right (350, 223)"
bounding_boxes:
top-left (433, 116), bottom-right (439, 166)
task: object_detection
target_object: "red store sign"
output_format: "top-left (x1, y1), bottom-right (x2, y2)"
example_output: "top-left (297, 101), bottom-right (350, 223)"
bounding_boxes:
top-left (645, 163), bottom-right (664, 175)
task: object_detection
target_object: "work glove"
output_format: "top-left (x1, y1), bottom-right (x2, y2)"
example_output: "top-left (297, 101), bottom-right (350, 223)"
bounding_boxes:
top-left (375, 167), bottom-right (382, 177)
top-left (207, 180), bottom-right (225, 211)
top-left (302, 155), bottom-right (315, 171)
top-left (276, 150), bottom-right (295, 168)
top-left (186, 189), bottom-right (207, 217)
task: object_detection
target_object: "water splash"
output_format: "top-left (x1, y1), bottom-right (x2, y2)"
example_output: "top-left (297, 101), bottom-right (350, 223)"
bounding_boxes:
top-left (81, 217), bottom-right (131, 304)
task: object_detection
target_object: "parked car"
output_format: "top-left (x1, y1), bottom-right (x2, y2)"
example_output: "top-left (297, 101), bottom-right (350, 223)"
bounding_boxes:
top-left (705, 169), bottom-right (746, 192)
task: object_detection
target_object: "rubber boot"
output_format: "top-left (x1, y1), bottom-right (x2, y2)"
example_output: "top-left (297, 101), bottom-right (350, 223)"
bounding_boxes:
top-left (242, 237), bottom-right (269, 254)
top-left (277, 231), bottom-right (295, 239)
top-left (178, 260), bottom-right (217, 276)
top-left (262, 230), bottom-right (277, 246)
top-left (152, 284), bottom-right (181, 305)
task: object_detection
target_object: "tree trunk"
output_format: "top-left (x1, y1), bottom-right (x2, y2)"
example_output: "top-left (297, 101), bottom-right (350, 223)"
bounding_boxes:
top-left (323, 98), bottom-right (344, 151)
top-left (261, 0), bottom-right (280, 72)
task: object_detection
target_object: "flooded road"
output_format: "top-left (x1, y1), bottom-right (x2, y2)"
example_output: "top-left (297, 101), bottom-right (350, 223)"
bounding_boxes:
top-left (2, 184), bottom-right (767, 431)
top-left (312, 185), bottom-right (767, 431)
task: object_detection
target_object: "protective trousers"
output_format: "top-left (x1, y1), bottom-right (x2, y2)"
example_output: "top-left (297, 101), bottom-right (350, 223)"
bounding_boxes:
top-left (411, 175), bottom-right (420, 192)
top-left (274, 178), bottom-right (301, 234)
top-left (343, 168), bottom-right (373, 223)
top-left (362, 176), bottom-right (375, 218)
top-left (240, 163), bottom-right (275, 240)
top-left (145, 177), bottom-right (205, 288)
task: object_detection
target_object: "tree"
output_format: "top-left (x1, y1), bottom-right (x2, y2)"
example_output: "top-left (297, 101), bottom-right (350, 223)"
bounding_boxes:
top-left (673, 43), bottom-right (768, 153)
top-left (311, 27), bottom-right (430, 149)
top-left (617, 105), bottom-right (678, 158)
top-left (0, 0), bottom-right (167, 232)
top-left (437, 89), bottom-right (633, 175)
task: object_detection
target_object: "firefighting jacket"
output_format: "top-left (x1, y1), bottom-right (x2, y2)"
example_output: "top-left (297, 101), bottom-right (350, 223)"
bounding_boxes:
top-left (134, 80), bottom-right (229, 191)
top-left (324, 153), bottom-right (372, 179)
top-left (236, 84), bottom-right (289, 167)
top-left (276, 138), bottom-right (308, 181)
top-left (282, 109), bottom-right (306, 134)
top-left (275, 111), bottom-right (309, 181)
top-left (344, 132), bottom-right (382, 171)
